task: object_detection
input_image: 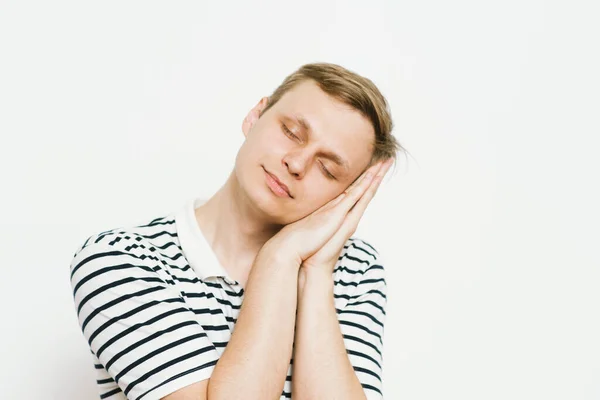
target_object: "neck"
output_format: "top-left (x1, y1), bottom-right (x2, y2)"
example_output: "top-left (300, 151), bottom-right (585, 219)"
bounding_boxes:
top-left (193, 169), bottom-right (284, 285)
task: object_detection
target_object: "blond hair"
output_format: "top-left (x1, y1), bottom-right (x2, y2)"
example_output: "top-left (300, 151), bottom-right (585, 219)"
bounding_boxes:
top-left (261, 62), bottom-right (405, 168)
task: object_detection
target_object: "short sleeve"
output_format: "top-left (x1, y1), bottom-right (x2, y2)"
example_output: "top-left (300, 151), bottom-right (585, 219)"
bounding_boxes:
top-left (337, 252), bottom-right (388, 400)
top-left (69, 240), bottom-right (220, 400)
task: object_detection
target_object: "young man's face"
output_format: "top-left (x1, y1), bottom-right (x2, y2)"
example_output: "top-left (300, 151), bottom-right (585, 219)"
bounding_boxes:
top-left (234, 80), bottom-right (375, 225)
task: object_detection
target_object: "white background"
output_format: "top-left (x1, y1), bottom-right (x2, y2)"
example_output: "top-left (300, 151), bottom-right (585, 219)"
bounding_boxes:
top-left (1, 1), bottom-right (599, 399)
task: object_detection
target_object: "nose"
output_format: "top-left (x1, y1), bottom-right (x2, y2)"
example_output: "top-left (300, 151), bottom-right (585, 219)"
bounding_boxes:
top-left (282, 151), bottom-right (310, 179)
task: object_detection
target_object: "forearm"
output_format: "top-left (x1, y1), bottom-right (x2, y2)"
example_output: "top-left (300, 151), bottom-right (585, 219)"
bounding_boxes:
top-left (292, 267), bottom-right (366, 400)
top-left (208, 244), bottom-right (299, 400)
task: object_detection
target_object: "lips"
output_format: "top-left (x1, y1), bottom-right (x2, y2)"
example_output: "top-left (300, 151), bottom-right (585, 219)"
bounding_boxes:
top-left (263, 167), bottom-right (292, 198)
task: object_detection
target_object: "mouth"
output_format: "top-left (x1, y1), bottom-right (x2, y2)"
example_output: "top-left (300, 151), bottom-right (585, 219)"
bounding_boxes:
top-left (263, 167), bottom-right (293, 198)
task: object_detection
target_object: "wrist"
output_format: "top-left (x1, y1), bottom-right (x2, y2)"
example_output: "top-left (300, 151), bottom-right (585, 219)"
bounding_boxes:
top-left (258, 240), bottom-right (302, 271)
top-left (298, 266), bottom-right (334, 296)
top-left (300, 265), bottom-right (333, 280)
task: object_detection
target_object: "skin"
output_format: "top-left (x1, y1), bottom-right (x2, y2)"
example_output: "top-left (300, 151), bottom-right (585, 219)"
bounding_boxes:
top-left (194, 79), bottom-right (377, 288)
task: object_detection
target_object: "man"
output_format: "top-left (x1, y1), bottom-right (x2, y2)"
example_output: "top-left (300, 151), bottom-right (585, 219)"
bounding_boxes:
top-left (70, 62), bottom-right (402, 399)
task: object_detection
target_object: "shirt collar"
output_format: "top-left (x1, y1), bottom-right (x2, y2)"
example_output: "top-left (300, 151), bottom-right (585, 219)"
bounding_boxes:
top-left (175, 197), bottom-right (234, 282)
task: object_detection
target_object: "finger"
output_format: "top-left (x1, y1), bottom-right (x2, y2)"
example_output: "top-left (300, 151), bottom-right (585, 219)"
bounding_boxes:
top-left (344, 161), bottom-right (384, 195)
top-left (347, 158), bottom-right (392, 217)
top-left (338, 162), bottom-right (384, 211)
top-left (317, 161), bottom-right (383, 214)
top-left (347, 158), bottom-right (392, 216)
top-left (366, 158), bottom-right (393, 191)
top-left (313, 191), bottom-right (347, 215)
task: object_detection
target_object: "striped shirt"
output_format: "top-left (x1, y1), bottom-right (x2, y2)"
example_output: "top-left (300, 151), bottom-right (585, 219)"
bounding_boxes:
top-left (69, 197), bottom-right (388, 400)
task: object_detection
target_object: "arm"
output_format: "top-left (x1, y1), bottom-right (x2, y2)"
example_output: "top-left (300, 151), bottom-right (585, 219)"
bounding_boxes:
top-left (204, 243), bottom-right (300, 400)
top-left (292, 267), bottom-right (367, 400)
top-left (293, 256), bottom-right (388, 400)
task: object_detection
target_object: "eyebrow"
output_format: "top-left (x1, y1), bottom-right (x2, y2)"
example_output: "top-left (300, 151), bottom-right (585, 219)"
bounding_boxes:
top-left (291, 114), bottom-right (350, 171)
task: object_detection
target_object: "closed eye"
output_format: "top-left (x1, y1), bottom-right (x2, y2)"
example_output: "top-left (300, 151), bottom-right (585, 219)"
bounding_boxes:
top-left (282, 124), bottom-right (299, 140)
top-left (319, 161), bottom-right (336, 180)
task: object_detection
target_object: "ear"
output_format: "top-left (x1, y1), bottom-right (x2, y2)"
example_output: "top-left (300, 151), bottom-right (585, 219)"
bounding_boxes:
top-left (242, 96), bottom-right (269, 137)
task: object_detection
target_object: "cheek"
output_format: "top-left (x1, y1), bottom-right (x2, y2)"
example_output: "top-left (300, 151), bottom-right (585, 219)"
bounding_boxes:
top-left (238, 133), bottom-right (275, 160)
top-left (269, 128), bottom-right (294, 150)
top-left (252, 127), bottom-right (291, 154)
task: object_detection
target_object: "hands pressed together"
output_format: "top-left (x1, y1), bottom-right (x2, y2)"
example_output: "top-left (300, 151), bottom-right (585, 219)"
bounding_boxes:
top-left (263, 157), bottom-right (394, 275)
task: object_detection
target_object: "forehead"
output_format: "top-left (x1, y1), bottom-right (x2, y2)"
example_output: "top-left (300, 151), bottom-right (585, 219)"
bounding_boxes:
top-left (273, 80), bottom-right (375, 173)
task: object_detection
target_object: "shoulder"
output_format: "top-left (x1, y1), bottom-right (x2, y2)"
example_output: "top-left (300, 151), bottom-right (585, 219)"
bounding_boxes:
top-left (336, 236), bottom-right (384, 275)
top-left (69, 214), bottom-right (177, 278)
top-left (341, 236), bottom-right (380, 263)
top-left (333, 236), bottom-right (387, 297)
top-left (72, 214), bottom-right (175, 257)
